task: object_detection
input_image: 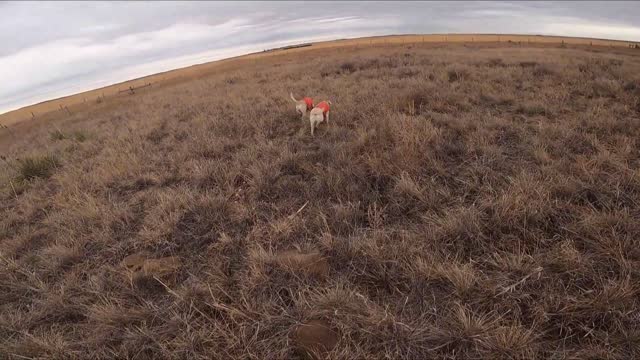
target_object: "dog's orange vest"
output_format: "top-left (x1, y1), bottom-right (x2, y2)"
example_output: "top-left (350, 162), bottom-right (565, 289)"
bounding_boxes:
top-left (316, 101), bottom-right (330, 114)
top-left (304, 97), bottom-right (314, 111)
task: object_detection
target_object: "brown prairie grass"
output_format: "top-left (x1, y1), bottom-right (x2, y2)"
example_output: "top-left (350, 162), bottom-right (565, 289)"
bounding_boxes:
top-left (1, 42), bottom-right (640, 359)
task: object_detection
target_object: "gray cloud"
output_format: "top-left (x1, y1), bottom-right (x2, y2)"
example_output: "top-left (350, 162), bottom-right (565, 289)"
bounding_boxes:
top-left (1, 1), bottom-right (639, 114)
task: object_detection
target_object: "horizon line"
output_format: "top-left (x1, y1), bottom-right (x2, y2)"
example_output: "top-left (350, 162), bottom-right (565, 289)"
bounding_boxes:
top-left (1, 32), bottom-right (638, 118)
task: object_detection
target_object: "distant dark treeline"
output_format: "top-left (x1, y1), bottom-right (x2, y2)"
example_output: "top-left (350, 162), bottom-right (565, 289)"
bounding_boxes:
top-left (265, 43), bottom-right (312, 52)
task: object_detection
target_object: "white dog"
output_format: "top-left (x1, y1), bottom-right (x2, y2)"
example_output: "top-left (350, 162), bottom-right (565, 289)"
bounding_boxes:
top-left (290, 92), bottom-right (314, 120)
top-left (309, 100), bottom-right (331, 136)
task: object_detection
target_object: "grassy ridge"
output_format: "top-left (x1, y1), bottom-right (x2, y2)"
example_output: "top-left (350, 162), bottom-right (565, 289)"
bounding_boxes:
top-left (1, 33), bottom-right (636, 126)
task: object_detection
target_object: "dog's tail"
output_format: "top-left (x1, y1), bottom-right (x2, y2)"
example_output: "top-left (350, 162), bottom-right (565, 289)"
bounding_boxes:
top-left (290, 92), bottom-right (299, 102)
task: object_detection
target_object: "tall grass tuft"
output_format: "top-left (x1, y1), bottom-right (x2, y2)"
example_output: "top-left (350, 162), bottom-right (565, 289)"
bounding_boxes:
top-left (16, 154), bottom-right (60, 182)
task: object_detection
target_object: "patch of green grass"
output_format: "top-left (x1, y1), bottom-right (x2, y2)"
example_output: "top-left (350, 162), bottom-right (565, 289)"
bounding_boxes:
top-left (532, 64), bottom-right (555, 77)
top-left (517, 101), bottom-right (548, 116)
top-left (50, 129), bottom-right (88, 142)
top-left (448, 68), bottom-right (469, 82)
top-left (519, 61), bottom-right (538, 68)
top-left (16, 154), bottom-right (60, 182)
top-left (72, 131), bottom-right (87, 142)
top-left (340, 62), bottom-right (356, 74)
top-left (50, 129), bottom-right (67, 141)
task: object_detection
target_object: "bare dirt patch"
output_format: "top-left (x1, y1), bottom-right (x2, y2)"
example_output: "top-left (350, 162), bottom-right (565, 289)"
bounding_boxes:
top-left (294, 319), bottom-right (339, 359)
top-left (274, 250), bottom-right (330, 278)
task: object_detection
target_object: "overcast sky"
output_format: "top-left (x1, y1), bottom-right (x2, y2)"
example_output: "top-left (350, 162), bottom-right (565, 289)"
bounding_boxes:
top-left (1, 1), bottom-right (639, 114)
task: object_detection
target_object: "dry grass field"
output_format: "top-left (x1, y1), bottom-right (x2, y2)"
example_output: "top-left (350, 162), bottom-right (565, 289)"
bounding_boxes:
top-left (2, 39), bottom-right (640, 359)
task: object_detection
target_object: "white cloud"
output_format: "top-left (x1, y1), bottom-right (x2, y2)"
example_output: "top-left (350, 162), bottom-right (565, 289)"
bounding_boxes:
top-left (543, 19), bottom-right (640, 41)
top-left (0, 14), bottom-right (396, 113)
top-left (0, 19), bottom-right (254, 104)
